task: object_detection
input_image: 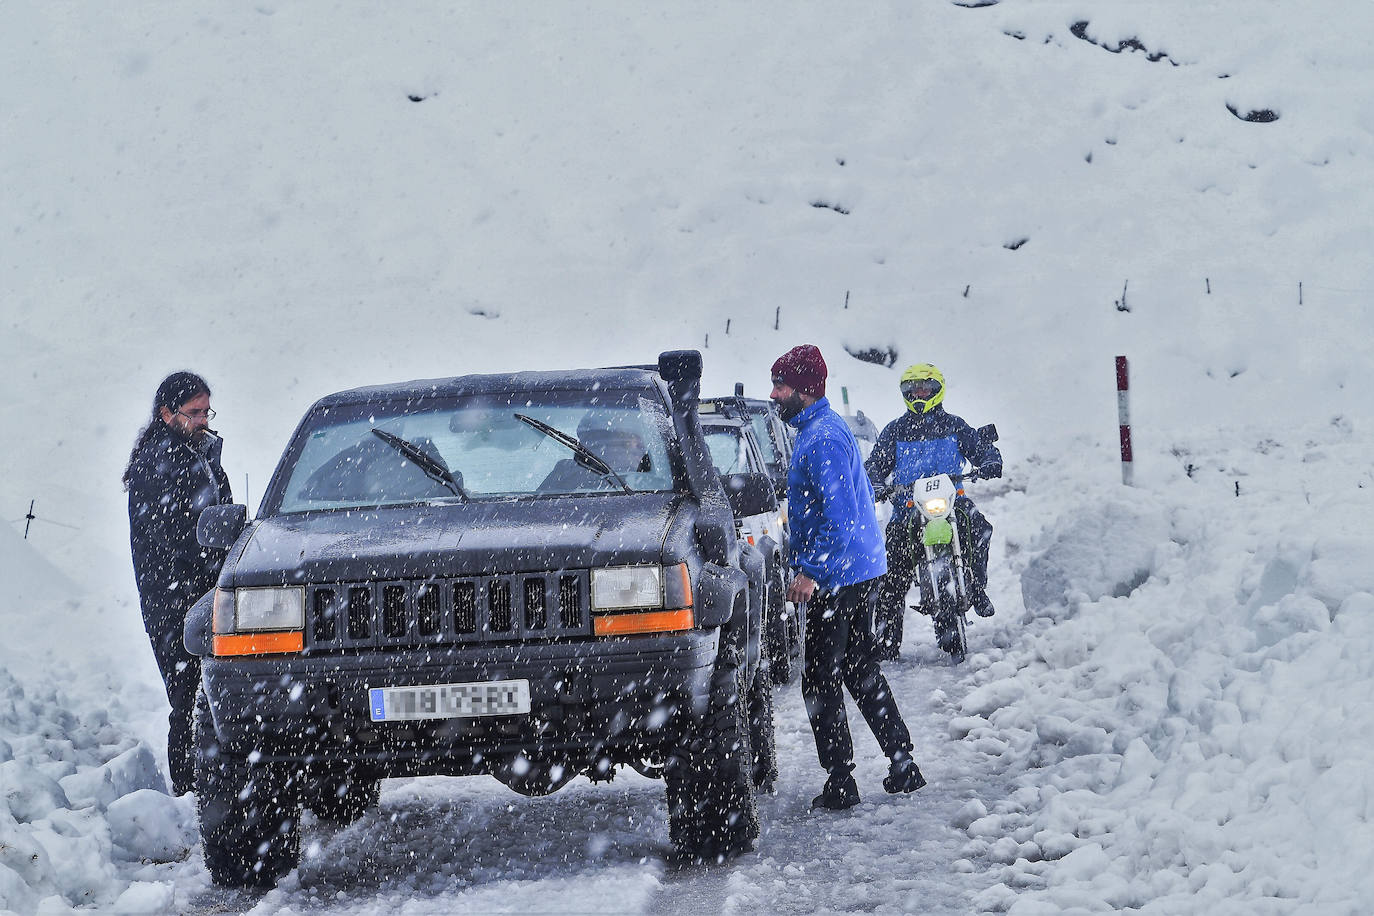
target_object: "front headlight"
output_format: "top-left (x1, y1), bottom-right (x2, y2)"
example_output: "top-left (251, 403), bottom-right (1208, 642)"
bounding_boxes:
top-left (922, 496), bottom-right (950, 517)
top-left (591, 566), bottom-right (663, 610)
top-left (233, 587), bottom-right (305, 631)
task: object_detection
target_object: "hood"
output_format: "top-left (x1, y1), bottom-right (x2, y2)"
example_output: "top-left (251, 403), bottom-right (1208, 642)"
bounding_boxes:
top-left (224, 493), bottom-right (686, 587)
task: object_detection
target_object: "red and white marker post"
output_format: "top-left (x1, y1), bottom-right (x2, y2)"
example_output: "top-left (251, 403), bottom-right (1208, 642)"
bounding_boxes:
top-left (1116, 355), bottom-right (1133, 486)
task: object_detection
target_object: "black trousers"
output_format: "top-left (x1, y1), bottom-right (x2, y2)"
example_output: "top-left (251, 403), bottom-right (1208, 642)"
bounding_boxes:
top-left (802, 580), bottom-right (913, 773)
top-left (875, 496), bottom-right (992, 650)
top-left (140, 594), bottom-right (202, 794)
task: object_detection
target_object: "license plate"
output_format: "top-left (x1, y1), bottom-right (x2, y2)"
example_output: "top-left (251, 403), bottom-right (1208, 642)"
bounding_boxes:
top-left (368, 679), bottom-right (531, 722)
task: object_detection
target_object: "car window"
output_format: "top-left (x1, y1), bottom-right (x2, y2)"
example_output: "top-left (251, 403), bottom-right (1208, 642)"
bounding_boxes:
top-left (274, 389), bottom-right (676, 512)
top-left (747, 410), bottom-right (780, 465)
top-left (702, 426), bottom-right (753, 475)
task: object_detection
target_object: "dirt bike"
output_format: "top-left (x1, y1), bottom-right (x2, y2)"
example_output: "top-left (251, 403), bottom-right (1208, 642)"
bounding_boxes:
top-left (882, 469), bottom-right (990, 664)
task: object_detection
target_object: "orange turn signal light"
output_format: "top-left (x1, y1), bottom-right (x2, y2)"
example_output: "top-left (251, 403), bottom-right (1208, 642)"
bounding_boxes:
top-left (593, 608), bottom-right (695, 636)
top-left (212, 631), bottom-right (304, 656)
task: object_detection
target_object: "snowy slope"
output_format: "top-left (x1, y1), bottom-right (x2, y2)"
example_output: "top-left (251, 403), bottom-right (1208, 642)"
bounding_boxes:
top-left (3, 0), bottom-right (1373, 912)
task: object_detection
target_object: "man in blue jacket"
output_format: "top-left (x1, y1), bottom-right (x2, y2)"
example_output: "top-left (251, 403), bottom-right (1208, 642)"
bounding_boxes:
top-left (865, 363), bottom-right (1002, 659)
top-left (770, 344), bottom-right (925, 809)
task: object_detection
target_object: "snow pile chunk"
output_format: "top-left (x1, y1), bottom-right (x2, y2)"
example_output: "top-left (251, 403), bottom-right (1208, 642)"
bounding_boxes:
top-left (106, 790), bottom-right (196, 863)
top-left (110, 881), bottom-right (177, 914)
top-left (0, 761), bottom-right (70, 823)
top-left (58, 744), bottom-right (166, 811)
top-left (1019, 489), bottom-right (1170, 617)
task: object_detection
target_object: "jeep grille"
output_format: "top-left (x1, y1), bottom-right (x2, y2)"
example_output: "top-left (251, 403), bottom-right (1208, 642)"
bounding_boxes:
top-left (305, 571), bottom-right (591, 651)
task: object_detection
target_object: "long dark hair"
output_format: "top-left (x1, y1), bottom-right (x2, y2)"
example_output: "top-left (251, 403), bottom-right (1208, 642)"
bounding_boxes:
top-left (123, 371), bottom-right (212, 489)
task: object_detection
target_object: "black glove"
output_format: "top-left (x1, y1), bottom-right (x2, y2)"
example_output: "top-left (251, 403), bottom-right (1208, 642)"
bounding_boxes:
top-left (980, 463), bottom-right (1002, 479)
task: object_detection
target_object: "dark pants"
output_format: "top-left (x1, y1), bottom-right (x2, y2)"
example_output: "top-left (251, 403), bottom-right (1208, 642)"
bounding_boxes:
top-left (802, 580), bottom-right (913, 773)
top-left (140, 594), bottom-right (202, 794)
top-left (875, 496), bottom-right (992, 651)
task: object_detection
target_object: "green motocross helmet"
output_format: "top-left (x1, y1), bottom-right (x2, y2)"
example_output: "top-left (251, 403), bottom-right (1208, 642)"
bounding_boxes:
top-left (900, 363), bottom-right (946, 414)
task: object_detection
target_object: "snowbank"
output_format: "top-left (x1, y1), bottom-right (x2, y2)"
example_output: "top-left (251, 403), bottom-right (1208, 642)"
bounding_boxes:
top-left (960, 423), bottom-right (1374, 914)
top-left (0, 528), bottom-right (197, 913)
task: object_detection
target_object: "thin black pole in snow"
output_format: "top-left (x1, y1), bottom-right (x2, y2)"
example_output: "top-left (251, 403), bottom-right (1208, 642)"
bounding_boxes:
top-left (963, 285), bottom-right (970, 298)
top-left (725, 318), bottom-right (731, 335)
top-left (1117, 356), bottom-right (1134, 486)
top-left (844, 290), bottom-right (850, 310)
top-left (1299, 282), bottom-right (1303, 305)
top-left (704, 333), bottom-right (709, 348)
top-left (1205, 278), bottom-right (1211, 295)
top-left (24, 500), bottom-right (35, 539)
top-left (774, 306), bottom-right (780, 331)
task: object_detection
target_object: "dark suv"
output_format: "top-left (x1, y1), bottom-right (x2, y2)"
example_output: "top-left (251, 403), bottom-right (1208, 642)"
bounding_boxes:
top-left (188, 351), bottom-right (777, 886)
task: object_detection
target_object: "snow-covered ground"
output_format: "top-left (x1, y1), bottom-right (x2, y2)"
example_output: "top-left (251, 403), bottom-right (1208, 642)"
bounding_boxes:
top-left (3, 1), bottom-right (1372, 912)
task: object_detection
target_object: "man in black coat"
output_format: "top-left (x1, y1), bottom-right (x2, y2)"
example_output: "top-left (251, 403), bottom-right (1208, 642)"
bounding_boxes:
top-left (124, 371), bottom-right (233, 794)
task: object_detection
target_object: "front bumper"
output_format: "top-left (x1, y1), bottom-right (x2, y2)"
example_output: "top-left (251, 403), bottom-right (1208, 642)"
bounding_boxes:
top-left (200, 631), bottom-right (719, 776)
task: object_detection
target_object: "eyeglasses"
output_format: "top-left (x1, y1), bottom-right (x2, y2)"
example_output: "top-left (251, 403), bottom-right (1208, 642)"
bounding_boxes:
top-left (176, 407), bottom-right (216, 422)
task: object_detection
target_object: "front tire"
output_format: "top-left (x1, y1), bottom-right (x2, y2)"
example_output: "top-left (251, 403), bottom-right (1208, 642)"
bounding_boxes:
top-left (930, 557), bottom-right (968, 663)
top-left (748, 665), bottom-right (778, 792)
top-left (195, 695), bottom-right (302, 887)
top-left (666, 641), bottom-right (759, 862)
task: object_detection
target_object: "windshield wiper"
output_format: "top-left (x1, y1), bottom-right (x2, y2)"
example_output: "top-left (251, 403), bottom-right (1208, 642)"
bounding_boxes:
top-left (370, 428), bottom-right (468, 501)
top-left (514, 413), bottom-right (633, 493)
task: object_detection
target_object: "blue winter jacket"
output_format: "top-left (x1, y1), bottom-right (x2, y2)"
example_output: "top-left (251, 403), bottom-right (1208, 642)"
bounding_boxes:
top-left (864, 404), bottom-right (1001, 523)
top-left (785, 398), bottom-right (887, 589)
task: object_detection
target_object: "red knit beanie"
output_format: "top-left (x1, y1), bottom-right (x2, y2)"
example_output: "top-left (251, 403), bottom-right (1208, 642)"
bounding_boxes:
top-left (771, 344), bottom-right (827, 399)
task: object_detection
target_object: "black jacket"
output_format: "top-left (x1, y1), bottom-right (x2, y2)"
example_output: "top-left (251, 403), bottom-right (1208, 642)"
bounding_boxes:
top-left (127, 424), bottom-right (233, 604)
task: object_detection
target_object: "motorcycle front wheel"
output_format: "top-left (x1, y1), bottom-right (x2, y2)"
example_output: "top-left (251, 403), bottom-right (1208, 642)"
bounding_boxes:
top-left (930, 554), bottom-right (968, 663)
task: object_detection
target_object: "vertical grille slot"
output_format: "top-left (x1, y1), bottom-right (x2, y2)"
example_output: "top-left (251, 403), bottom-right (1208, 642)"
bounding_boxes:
top-left (347, 586), bottom-right (372, 639)
top-left (489, 580), bottom-right (513, 633)
top-left (453, 582), bottom-right (477, 634)
top-left (525, 578), bottom-right (547, 630)
top-left (312, 588), bottom-right (337, 641)
top-left (559, 575), bottom-right (582, 628)
top-left (417, 584), bottom-right (441, 635)
top-left (383, 585), bottom-right (408, 638)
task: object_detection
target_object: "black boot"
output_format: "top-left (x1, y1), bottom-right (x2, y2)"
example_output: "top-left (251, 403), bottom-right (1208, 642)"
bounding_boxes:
top-left (971, 587), bottom-right (995, 618)
top-left (812, 767), bottom-right (860, 810)
top-left (883, 752), bottom-right (927, 794)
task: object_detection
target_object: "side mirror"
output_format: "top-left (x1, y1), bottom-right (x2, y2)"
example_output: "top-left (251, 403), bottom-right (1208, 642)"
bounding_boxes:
top-left (977, 423), bottom-right (999, 444)
top-left (695, 520), bottom-right (732, 566)
top-left (720, 472), bottom-right (777, 518)
top-left (198, 504), bottom-right (247, 549)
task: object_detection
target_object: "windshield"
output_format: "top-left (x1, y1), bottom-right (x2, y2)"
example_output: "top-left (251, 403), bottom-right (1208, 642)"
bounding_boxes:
top-left (271, 389), bottom-right (677, 513)
top-left (702, 426), bottom-right (753, 475)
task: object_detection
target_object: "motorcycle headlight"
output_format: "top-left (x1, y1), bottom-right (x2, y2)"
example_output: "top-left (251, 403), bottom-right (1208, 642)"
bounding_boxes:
top-left (922, 496), bottom-right (950, 517)
top-left (591, 566), bottom-right (663, 610)
top-left (232, 587), bottom-right (305, 631)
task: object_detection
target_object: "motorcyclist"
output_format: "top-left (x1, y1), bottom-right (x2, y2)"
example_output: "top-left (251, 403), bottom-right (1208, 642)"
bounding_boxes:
top-left (865, 364), bottom-right (1002, 659)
